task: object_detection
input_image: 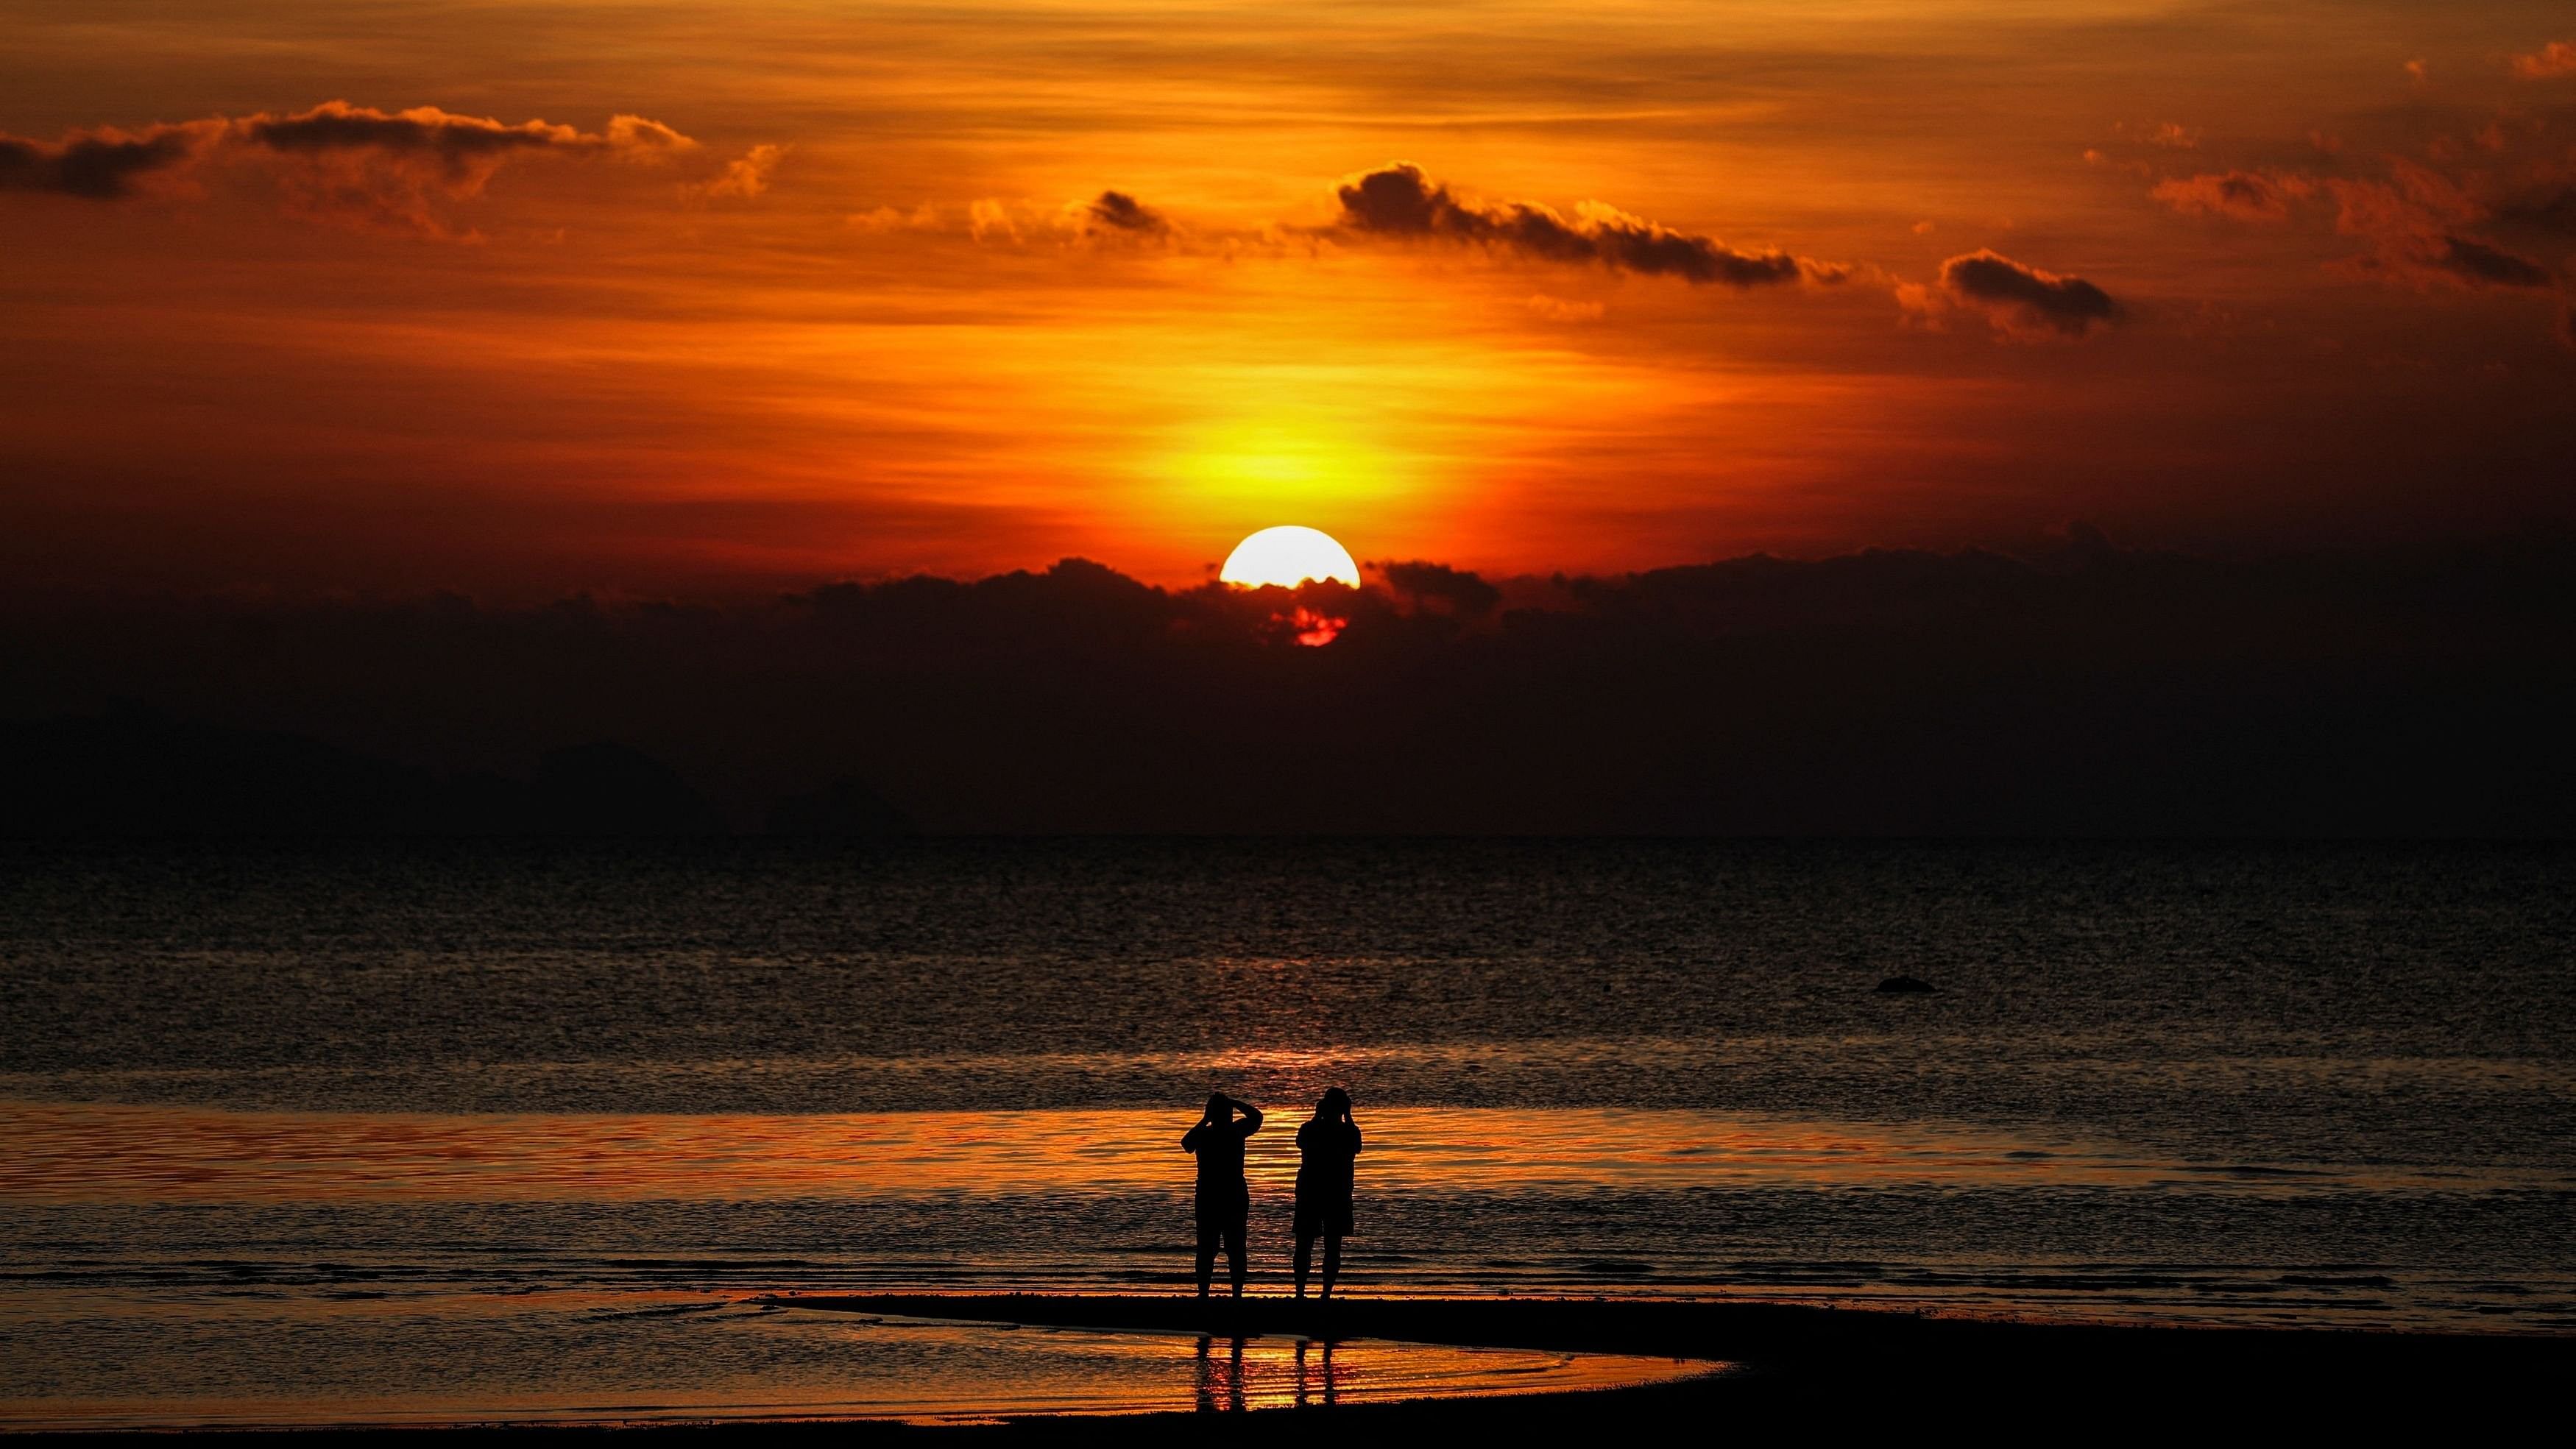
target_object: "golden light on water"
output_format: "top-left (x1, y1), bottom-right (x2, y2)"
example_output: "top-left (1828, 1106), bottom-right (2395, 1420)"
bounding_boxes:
top-left (7, 1102), bottom-right (2510, 1205)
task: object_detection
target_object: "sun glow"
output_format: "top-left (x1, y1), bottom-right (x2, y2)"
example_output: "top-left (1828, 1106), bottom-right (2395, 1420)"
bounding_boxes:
top-left (1219, 525), bottom-right (1361, 589)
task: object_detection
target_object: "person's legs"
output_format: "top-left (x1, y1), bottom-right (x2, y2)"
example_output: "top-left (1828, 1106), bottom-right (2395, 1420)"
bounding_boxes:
top-left (1293, 1227), bottom-right (1315, 1297)
top-left (1195, 1220), bottom-right (1219, 1297)
top-left (1321, 1229), bottom-right (1343, 1298)
top-left (1223, 1220), bottom-right (1248, 1297)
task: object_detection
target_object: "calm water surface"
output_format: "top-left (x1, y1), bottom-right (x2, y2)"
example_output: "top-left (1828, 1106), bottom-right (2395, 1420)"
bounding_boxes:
top-left (3, 840), bottom-right (2571, 1423)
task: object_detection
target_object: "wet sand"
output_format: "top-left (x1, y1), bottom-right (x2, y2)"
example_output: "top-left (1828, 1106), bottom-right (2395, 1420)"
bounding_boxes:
top-left (0, 1309), bottom-right (1706, 1433)
top-left (751, 1293), bottom-right (2575, 1437)
top-left (27, 1293), bottom-right (2559, 1442)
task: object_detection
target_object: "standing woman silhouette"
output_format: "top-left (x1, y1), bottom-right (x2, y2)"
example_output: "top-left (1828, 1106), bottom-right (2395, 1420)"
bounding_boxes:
top-left (1181, 1091), bottom-right (1262, 1298)
top-left (1293, 1088), bottom-right (1362, 1299)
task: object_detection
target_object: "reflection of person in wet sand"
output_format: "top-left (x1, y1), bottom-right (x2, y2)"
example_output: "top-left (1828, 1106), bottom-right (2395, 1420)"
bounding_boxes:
top-left (1294, 1088), bottom-right (1362, 1299)
top-left (1181, 1092), bottom-right (1262, 1298)
top-left (1293, 1336), bottom-right (1340, 1408)
top-left (1194, 1334), bottom-right (1245, 1413)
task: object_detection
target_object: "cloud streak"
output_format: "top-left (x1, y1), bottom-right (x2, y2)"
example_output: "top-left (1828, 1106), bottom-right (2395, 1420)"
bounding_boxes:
top-left (243, 104), bottom-right (612, 169)
top-left (698, 144), bottom-right (784, 199)
top-left (2430, 234), bottom-right (2555, 288)
top-left (2151, 170), bottom-right (2307, 222)
top-left (2328, 167), bottom-right (2556, 291)
top-left (2510, 41), bottom-right (2576, 79)
top-left (1373, 559), bottom-right (1501, 617)
top-left (2500, 185), bottom-right (2576, 235)
top-left (2152, 148), bottom-right (2563, 302)
top-left (1080, 190), bottom-right (1170, 235)
top-left (0, 123), bottom-right (215, 198)
top-left (0, 102), bottom-right (701, 230)
top-left (238, 102), bottom-right (696, 232)
top-left (1930, 250), bottom-right (2123, 337)
top-left (1331, 163), bottom-right (1842, 286)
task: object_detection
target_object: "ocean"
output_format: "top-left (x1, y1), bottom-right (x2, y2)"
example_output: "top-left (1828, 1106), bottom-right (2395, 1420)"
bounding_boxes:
top-left (3, 840), bottom-right (2571, 1425)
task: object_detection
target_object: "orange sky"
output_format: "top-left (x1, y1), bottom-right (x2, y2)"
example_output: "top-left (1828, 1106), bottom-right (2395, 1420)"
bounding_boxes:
top-left (3, 1), bottom-right (2572, 598)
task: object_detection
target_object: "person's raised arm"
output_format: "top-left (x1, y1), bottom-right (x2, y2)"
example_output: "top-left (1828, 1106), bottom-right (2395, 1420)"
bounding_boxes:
top-left (1234, 1098), bottom-right (1263, 1136)
top-left (1349, 1116), bottom-right (1362, 1155)
top-left (1182, 1122), bottom-right (1206, 1152)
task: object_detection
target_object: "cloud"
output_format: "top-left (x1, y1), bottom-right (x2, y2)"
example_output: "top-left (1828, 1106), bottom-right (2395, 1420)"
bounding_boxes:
top-left (606, 115), bottom-right (695, 158)
top-left (2510, 41), bottom-right (2576, 79)
top-left (0, 122), bottom-right (216, 198)
top-left (2327, 169), bottom-right (2556, 290)
top-left (1525, 293), bottom-right (1604, 322)
top-left (968, 198), bottom-right (1017, 241)
top-left (1373, 559), bottom-right (1501, 617)
top-left (2498, 185), bottom-right (2576, 235)
top-left (1331, 162), bottom-right (1841, 287)
top-left (698, 144), bottom-right (785, 199)
top-left (2430, 234), bottom-right (2555, 288)
top-left (1, 102), bottom-right (702, 233)
top-left (2133, 105), bottom-right (2570, 328)
top-left (2152, 170), bottom-right (2307, 222)
top-left (1931, 249), bottom-right (2122, 337)
top-left (2148, 138), bottom-right (2564, 299)
top-left (241, 103), bottom-right (593, 168)
top-left (848, 202), bottom-right (942, 233)
top-left (233, 102), bottom-right (696, 234)
top-left (1079, 189), bottom-right (1170, 235)
top-left (238, 102), bottom-right (693, 164)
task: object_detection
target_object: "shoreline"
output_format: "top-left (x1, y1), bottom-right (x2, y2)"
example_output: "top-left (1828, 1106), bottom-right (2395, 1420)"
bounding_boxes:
top-left (778, 1288), bottom-right (2576, 1360)
top-left (765, 1292), bottom-right (2576, 1434)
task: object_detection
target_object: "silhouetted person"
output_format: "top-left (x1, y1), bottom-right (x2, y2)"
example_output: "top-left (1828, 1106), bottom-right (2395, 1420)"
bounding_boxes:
top-left (1293, 1088), bottom-right (1362, 1299)
top-left (1181, 1091), bottom-right (1262, 1297)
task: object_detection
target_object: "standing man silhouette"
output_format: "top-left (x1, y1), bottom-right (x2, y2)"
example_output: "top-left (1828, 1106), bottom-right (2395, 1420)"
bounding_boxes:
top-left (1181, 1091), bottom-right (1262, 1298)
top-left (1293, 1088), bottom-right (1362, 1299)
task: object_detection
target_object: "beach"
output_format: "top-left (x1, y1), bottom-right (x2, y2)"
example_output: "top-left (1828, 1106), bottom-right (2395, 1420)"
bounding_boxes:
top-left (12, 0), bottom-right (2576, 1434)
top-left (774, 1295), bottom-right (2574, 1428)
top-left (5, 841), bottom-right (2572, 1432)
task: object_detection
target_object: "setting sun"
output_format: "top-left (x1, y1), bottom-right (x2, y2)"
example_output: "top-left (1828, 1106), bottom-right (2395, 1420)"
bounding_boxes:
top-left (1219, 526), bottom-right (1362, 589)
top-left (1, 2), bottom-right (2569, 1430)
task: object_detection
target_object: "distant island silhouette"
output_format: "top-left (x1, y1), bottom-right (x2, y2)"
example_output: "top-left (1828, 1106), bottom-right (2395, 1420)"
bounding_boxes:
top-left (0, 705), bottom-right (912, 837)
top-left (4, 531), bottom-right (2573, 837)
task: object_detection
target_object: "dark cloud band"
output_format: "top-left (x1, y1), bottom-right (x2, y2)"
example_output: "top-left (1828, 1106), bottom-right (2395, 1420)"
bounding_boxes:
top-left (1939, 249), bottom-right (2122, 336)
top-left (1333, 163), bottom-right (1838, 286)
top-left (0, 126), bottom-right (208, 198)
top-left (0, 103), bottom-right (693, 208)
top-left (1083, 190), bottom-right (1170, 234)
top-left (2433, 235), bottom-right (2553, 288)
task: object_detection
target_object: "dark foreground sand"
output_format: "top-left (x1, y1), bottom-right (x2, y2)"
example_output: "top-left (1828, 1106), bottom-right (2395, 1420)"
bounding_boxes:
top-left (29, 1294), bottom-right (2572, 1443)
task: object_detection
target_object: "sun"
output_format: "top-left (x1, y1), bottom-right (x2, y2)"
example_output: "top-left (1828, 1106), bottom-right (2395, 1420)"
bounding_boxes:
top-left (1220, 525), bottom-right (1362, 589)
